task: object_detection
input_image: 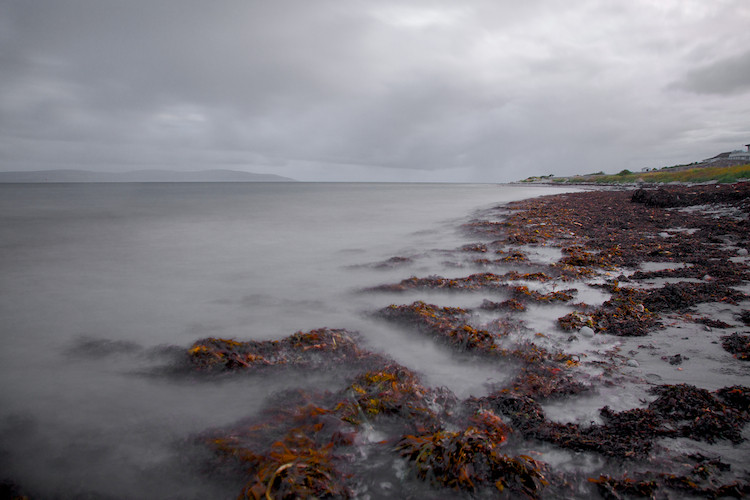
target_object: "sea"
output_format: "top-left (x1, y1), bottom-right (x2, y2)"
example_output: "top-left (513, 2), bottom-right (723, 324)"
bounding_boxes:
top-left (0, 182), bottom-right (578, 498)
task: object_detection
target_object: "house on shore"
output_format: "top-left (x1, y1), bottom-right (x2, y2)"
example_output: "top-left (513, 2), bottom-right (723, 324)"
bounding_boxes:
top-left (701, 143), bottom-right (750, 167)
top-left (727, 144), bottom-right (750, 162)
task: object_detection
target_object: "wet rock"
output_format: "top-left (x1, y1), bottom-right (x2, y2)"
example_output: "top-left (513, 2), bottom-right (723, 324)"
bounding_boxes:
top-left (665, 354), bottom-right (685, 365)
top-left (579, 326), bottom-right (595, 338)
top-left (631, 188), bottom-right (682, 207)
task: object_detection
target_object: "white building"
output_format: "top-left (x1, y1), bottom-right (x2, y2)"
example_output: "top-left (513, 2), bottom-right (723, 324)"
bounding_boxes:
top-left (727, 144), bottom-right (750, 162)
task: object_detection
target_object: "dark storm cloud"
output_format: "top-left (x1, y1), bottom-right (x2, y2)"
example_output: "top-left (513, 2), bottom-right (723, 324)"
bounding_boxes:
top-left (1, 0), bottom-right (749, 181)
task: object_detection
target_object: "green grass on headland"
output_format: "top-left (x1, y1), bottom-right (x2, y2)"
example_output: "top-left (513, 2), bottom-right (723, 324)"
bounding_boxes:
top-left (522, 163), bottom-right (750, 184)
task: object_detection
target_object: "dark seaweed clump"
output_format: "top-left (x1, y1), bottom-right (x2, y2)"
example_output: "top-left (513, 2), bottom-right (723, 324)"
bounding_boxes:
top-left (558, 282), bottom-right (746, 336)
top-left (187, 328), bottom-right (379, 372)
top-left (721, 332), bottom-right (750, 361)
top-left (474, 382), bottom-right (750, 461)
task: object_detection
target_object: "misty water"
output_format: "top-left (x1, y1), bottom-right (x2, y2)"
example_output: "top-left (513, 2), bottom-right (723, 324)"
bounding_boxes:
top-left (0, 182), bottom-right (577, 498)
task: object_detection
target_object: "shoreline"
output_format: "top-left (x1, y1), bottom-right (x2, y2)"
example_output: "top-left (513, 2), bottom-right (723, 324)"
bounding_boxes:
top-left (183, 182), bottom-right (749, 498)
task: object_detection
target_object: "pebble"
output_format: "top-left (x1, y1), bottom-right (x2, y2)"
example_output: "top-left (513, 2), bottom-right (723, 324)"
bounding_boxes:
top-left (738, 248), bottom-right (749, 256)
top-left (627, 359), bottom-right (640, 367)
top-left (579, 326), bottom-right (595, 338)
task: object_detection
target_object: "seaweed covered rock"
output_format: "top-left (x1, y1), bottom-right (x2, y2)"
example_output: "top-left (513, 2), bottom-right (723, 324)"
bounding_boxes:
top-left (474, 393), bottom-right (658, 458)
top-left (204, 361), bottom-right (456, 499)
top-left (560, 245), bottom-right (620, 269)
top-left (590, 453), bottom-right (750, 500)
top-left (367, 272), bottom-right (508, 293)
top-left (505, 362), bottom-right (589, 399)
top-left (558, 286), bottom-right (659, 336)
top-left (716, 385), bottom-right (750, 410)
top-left (187, 328), bottom-right (374, 371)
top-left (721, 332), bottom-right (750, 361)
top-left (480, 298), bottom-right (527, 312)
top-left (648, 384), bottom-right (749, 443)
top-left (642, 282), bottom-right (746, 312)
top-left (397, 418), bottom-right (548, 498)
top-left (334, 363), bottom-right (453, 430)
top-left (475, 383), bottom-right (750, 460)
top-left (631, 187), bottom-right (682, 207)
top-left (511, 285), bottom-right (577, 303)
top-left (377, 301), bottom-right (499, 353)
top-left (208, 398), bottom-right (355, 500)
top-left (631, 183), bottom-right (750, 208)
top-left (558, 281), bottom-right (746, 336)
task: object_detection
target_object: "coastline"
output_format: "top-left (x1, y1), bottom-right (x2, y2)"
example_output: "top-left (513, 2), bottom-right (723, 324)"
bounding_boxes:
top-left (178, 182), bottom-right (749, 498)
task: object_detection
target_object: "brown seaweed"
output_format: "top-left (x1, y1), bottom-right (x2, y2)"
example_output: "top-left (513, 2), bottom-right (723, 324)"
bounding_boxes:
top-left (722, 332), bottom-right (750, 361)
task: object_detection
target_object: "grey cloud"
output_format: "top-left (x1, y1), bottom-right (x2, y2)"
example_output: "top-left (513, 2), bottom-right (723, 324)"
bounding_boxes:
top-left (1, 0), bottom-right (750, 181)
top-left (674, 50), bottom-right (750, 95)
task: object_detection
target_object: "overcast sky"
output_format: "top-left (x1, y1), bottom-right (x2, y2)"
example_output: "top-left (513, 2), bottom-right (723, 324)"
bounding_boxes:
top-left (1, 0), bottom-right (749, 182)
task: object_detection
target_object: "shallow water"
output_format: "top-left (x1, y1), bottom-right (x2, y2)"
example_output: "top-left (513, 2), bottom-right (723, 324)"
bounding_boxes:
top-left (0, 182), bottom-right (578, 498)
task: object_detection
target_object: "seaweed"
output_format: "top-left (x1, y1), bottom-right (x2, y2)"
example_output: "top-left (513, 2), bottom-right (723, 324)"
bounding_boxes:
top-left (511, 285), bottom-right (576, 303)
top-left (721, 332), bottom-right (750, 361)
top-left (191, 183), bottom-right (750, 497)
top-left (695, 316), bottom-right (732, 329)
top-left (589, 455), bottom-right (750, 500)
top-left (480, 298), bottom-right (527, 312)
top-left (632, 183), bottom-right (750, 208)
top-left (647, 384), bottom-right (749, 444)
top-left (377, 301), bottom-right (499, 354)
top-left (396, 418), bottom-right (548, 497)
top-left (474, 383), bottom-right (750, 461)
top-left (461, 242), bottom-right (488, 252)
top-left (187, 328), bottom-right (373, 372)
top-left (333, 363), bottom-right (451, 430)
top-left (505, 363), bottom-right (589, 399)
top-left (204, 361), bottom-right (455, 498)
top-left (557, 280), bottom-right (746, 337)
top-left (560, 245), bottom-right (620, 269)
top-left (366, 272), bottom-right (508, 293)
top-left (642, 282), bottom-right (746, 312)
top-left (475, 393), bottom-right (658, 458)
top-left (558, 287), bottom-right (659, 336)
top-left (208, 401), bottom-right (355, 500)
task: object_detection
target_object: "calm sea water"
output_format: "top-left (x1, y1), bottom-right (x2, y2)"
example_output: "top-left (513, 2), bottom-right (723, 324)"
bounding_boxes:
top-left (0, 182), bottom-right (576, 498)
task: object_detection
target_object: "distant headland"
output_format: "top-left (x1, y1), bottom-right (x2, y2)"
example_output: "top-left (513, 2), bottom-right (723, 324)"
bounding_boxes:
top-left (0, 169), bottom-right (296, 183)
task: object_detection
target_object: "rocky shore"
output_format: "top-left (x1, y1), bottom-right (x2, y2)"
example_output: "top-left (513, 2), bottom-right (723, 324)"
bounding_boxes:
top-left (186, 182), bottom-right (749, 498)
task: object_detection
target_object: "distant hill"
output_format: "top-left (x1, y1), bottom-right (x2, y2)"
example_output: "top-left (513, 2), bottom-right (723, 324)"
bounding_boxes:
top-left (0, 169), bottom-right (296, 183)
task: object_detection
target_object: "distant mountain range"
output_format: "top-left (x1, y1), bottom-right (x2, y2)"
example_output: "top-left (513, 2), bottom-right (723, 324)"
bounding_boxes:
top-left (0, 169), bottom-right (295, 183)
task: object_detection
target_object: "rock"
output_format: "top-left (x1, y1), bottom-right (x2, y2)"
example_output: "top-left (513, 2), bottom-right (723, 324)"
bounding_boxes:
top-left (579, 326), bottom-right (595, 338)
top-left (738, 248), bottom-right (748, 256)
top-left (626, 359), bottom-right (640, 367)
top-left (664, 354), bottom-right (687, 365)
